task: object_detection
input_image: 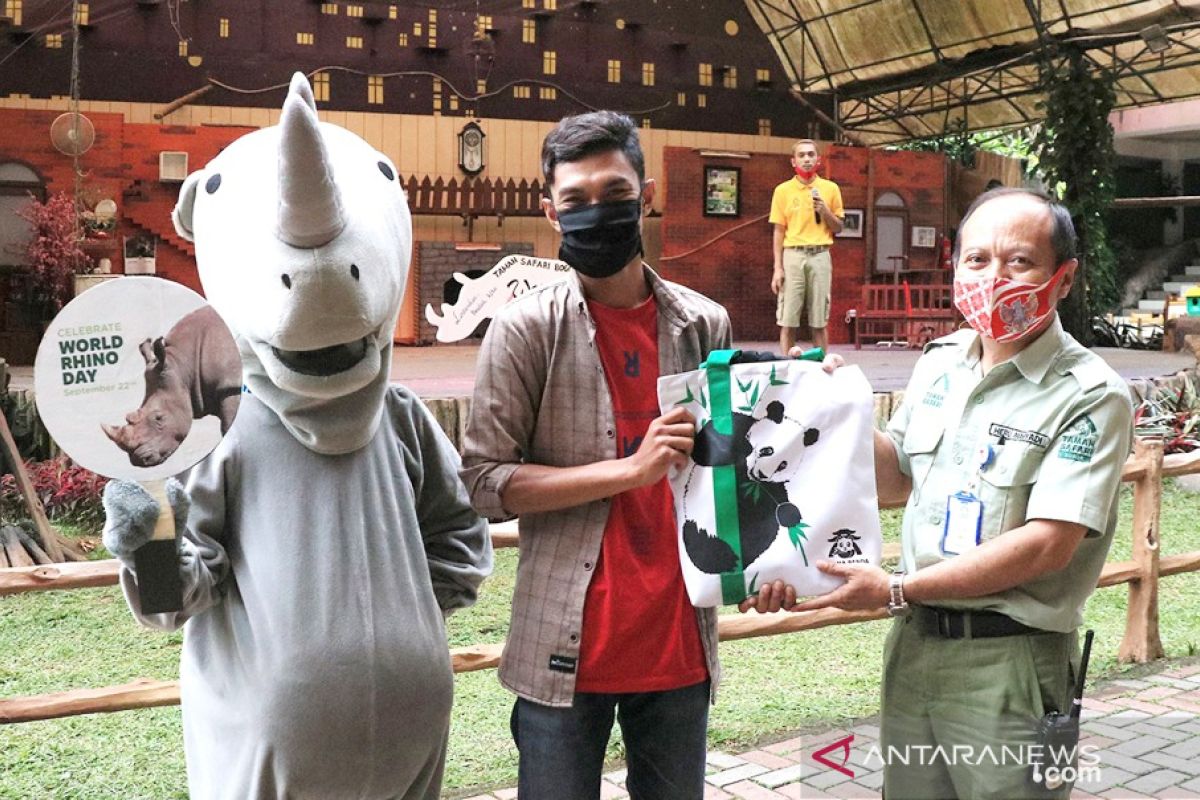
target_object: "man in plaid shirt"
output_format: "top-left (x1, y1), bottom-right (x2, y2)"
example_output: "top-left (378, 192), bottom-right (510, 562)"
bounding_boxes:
top-left (461, 111), bottom-right (739, 799)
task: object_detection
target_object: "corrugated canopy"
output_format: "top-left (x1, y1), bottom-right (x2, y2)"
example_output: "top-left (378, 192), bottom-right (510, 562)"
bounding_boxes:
top-left (744, 0), bottom-right (1200, 144)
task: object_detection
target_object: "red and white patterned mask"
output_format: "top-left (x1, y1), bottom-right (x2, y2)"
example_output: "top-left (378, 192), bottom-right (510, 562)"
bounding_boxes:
top-left (953, 263), bottom-right (1070, 343)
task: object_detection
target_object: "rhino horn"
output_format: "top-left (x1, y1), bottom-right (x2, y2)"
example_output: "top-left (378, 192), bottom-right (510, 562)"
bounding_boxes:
top-left (102, 423), bottom-right (130, 451)
top-left (276, 72), bottom-right (345, 249)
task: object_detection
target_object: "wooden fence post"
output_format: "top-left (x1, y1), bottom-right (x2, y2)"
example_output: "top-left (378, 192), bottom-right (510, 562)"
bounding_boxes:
top-left (1118, 437), bottom-right (1165, 663)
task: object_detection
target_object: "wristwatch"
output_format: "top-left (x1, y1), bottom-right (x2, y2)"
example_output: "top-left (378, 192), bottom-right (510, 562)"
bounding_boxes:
top-left (887, 571), bottom-right (911, 617)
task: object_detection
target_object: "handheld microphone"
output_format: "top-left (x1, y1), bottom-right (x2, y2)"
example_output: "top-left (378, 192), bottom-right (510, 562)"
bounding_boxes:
top-left (812, 188), bottom-right (822, 225)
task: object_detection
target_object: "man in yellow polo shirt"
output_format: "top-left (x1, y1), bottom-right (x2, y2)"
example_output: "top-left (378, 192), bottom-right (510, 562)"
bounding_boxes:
top-left (769, 138), bottom-right (844, 354)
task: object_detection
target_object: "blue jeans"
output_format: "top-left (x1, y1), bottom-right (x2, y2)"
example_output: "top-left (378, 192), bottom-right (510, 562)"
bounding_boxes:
top-left (511, 679), bottom-right (710, 800)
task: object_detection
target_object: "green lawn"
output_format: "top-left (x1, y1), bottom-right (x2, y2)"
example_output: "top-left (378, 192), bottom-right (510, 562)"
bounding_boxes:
top-left (2, 480), bottom-right (1198, 799)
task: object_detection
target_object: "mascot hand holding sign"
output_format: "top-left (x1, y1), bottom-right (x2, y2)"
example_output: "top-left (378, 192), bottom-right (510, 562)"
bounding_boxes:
top-left (101, 74), bottom-right (492, 799)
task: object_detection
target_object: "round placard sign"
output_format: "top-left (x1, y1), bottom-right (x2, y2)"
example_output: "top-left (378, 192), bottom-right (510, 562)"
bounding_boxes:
top-left (34, 276), bottom-right (242, 482)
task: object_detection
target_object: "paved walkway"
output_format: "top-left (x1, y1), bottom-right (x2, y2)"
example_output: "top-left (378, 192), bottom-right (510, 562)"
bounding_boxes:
top-left (458, 658), bottom-right (1200, 799)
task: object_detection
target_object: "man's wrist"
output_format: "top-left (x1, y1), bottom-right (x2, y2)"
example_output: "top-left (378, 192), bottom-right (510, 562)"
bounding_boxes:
top-left (887, 570), bottom-right (911, 617)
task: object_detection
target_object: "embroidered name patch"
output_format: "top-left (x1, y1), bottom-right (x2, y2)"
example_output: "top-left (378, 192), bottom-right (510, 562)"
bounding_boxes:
top-left (1057, 415), bottom-right (1098, 463)
top-left (548, 654), bottom-right (578, 674)
top-left (988, 423), bottom-right (1050, 449)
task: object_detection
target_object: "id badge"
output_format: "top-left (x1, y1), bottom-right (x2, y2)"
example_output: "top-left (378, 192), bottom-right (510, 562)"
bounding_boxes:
top-left (942, 491), bottom-right (983, 556)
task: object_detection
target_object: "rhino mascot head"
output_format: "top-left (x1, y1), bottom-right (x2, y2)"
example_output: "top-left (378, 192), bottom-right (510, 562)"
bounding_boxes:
top-left (172, 73), bottom-right (411, 453)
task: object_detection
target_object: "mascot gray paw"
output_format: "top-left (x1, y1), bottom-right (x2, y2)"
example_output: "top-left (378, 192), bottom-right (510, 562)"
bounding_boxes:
top-left (102, 478), bottom-right (190, 561)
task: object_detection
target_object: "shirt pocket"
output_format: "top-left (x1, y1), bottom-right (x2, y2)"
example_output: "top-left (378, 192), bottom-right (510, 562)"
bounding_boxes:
top-left (901, 423), bottom-right (943, 502)
top-left (976, 446), bottom-right (1043, 542)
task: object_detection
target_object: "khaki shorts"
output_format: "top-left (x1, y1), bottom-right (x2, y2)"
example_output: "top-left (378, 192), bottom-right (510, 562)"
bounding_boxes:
top-left (776, 246), bottom-right (832, 329)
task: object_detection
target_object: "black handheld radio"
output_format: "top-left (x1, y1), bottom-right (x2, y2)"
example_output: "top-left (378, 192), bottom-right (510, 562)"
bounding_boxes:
top-left (1031, 629), bottom-right (1094, 791)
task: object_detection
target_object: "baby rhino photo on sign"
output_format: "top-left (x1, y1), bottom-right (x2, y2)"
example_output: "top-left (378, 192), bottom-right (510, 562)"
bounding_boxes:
top-left (35, 276), bottom-right (242, 483)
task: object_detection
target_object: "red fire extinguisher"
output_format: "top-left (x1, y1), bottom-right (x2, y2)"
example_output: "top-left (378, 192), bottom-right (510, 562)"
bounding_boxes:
top-left (939, 232), bottom-right (953, 270)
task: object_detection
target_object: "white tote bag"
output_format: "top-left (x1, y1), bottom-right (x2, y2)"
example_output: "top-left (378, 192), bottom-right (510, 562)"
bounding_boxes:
top-left (657, 350), bottom-right (882, 608)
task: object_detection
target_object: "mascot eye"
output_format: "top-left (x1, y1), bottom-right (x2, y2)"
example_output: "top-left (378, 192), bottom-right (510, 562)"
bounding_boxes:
top-left (205, 174), bottom-right (222, 194)
top-left (758, 446), bottom-right (774, 457)
top-left (377, 161), bottom-right (395, 181)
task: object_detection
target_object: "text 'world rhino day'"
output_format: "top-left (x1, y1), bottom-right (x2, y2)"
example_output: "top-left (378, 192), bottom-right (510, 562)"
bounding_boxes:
top-left (56, 322), bottom-right (123, 386)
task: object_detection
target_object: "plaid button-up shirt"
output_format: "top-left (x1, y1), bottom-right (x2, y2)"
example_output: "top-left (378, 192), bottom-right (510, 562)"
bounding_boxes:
top-left (460, 266), bottom-right (732, 707)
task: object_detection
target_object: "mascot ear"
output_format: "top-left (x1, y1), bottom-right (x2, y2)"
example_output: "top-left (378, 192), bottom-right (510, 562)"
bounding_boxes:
top-left (804, 427), bottom-right (820, 446)
top-left (172, 170), bottom-right (204, 242)
top-left (766, 401), bottom-right (785, 424)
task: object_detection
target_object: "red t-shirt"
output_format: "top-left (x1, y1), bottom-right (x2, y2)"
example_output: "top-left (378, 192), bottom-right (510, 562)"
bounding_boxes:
top-left (575, 294), bottom-right (708, 693)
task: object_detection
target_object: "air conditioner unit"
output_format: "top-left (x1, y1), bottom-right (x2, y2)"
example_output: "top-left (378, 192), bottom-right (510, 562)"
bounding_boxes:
top-left (159, 151), bottom-right (188, 183)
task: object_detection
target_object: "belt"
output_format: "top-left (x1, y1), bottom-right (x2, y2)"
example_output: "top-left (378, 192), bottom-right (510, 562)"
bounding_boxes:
top-left (787, 245), bottom-right (829, 253)
top-left (914, 606), bottom-right (1048, 639)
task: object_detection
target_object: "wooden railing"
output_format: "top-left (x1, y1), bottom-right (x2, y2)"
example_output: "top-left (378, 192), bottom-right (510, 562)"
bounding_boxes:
top-left (1, 440), bottom-right (1198, 725)
top-left (401, 175), bottom-right (546, 219)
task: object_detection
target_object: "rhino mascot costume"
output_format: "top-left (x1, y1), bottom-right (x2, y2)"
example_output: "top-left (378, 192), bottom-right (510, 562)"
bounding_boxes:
top-left (102, 73), bottom-right (492, 799)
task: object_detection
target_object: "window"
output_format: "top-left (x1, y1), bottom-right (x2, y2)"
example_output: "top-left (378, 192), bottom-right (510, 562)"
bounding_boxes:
top-left (428, 9), bottom-right (437, 43)
top-left (523, 0), bottom-right (535, 7)
top-left (513, 85), bottom-right (530, 99)
top-left (543, 0), bottom-right (556, 9)
top-left (398, 33), bottom-right (407, 46)
top-left (758, 118), bottom-right (772, 136)
top-left (296, 32), bottom-right (314, 45)
top-left (543, 51), bottom-right (556, 75)
top-left (539, 86), bottom-right (556, 100)
top-left (476, 15), bottom-right (492, 33)
top-left (413, 22), bottom-right (422, 36)
top-left (346, 5), bottom-right (363, 18)
top-left (74, 3), bottom-right (88, 26)
top-left (722, 66), bottom-right (737, 89)
top-left (697, 93), bottom-right (707, 108)
top-left (346, 36), bottom-right (363, 49)
top-left (389, 5), bottom-right (397, 19)
top-left (642, 62), bottom-right (655, 86)
top-left (0, 162), bottom-right (45, 269)
top-left (219, 18), bottom-right (230, 38)
top-left (432, 78), bottom-right (442, 112)
top-left (641, 118), bottom-right (651, 129)
top-left (522, 19), bottom-right (535, 43)
top-left (4, 1), bottom-right (21, 26)
top-left (676, 92), bottom-right (686, 106)
top-left (44, 33), bottom-right (63, 48)
top-left (476, 79), bottom-right (487, 94)
top-left (607, 59), bottom-right (620, 83)
top-left (320, 3), bottom-right (337, 14)
top-left (368, 75), bottom-right (383, 105)
top-left (448, 95), bottom-right (459, 111)
top-left (178, 39), bottom-right (188, 56)
top-left (698, 63), bottom-right (713, 86)
top-left (756, 68), bottom-right (770, 83)
top-left (313, 72), bottom-right (330, 102)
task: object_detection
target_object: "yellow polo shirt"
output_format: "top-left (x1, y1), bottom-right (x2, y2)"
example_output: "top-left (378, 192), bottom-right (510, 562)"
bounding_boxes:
top-left (769, 175), bottom-right (844, 247)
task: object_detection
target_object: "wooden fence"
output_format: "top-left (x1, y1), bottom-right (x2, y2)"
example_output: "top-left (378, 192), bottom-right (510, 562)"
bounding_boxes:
top-left (401, 175), bottom-right (547, 219)
top-left (1, 439), bottom-right (1198, 725)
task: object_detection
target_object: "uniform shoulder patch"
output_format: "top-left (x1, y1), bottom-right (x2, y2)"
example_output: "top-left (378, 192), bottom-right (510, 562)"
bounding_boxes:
top-left (923, 329), bottom-right (973, 354)
top-left (1057, 414), bottom-right (1098, 463)
top-left (1056, 351), bottom-right (1109, 392)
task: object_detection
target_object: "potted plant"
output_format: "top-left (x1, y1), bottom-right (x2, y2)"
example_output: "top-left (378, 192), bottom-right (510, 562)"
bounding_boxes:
top-left (16, 192), bottom-right (95, 320)
top-left (124, 234), bottom-right (157, 275)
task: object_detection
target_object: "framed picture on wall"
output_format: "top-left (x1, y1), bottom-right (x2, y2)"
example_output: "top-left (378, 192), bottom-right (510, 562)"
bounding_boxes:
top-left (703, 166), bottom-right (740, 217)
top-left (837, 209), bottom-right (864, 238)
top-left (911, 226), bottom-right (937, 247)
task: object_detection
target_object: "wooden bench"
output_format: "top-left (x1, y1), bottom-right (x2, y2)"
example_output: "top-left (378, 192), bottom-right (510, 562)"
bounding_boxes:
top-left (854, 282), bottom-right (958, 349)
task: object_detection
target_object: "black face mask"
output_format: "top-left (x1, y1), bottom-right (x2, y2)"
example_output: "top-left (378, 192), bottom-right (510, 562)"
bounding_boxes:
top-left (556, 199), bottom-right (644, 279)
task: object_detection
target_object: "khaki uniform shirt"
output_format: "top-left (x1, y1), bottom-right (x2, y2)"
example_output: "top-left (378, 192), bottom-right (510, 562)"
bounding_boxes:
top-left (886, 317), bottom-right (1133, 632)
top-left (460, 266), bottom-right (732, 707)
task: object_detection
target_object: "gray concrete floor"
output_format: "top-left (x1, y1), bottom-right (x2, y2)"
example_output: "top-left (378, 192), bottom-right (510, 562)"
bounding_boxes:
top-left (6, 341), bottom-right (1195, 398)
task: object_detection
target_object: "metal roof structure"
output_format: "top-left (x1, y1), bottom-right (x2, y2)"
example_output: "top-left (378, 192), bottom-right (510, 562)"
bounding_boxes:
top-left (744, 0), bottom-right (1200, 144)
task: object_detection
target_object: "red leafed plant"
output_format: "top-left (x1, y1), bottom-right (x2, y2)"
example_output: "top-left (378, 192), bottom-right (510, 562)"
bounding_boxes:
top-left (0, 457), bottom-right (109, 530)
top-left (17, 192), bottom-right (94, 313)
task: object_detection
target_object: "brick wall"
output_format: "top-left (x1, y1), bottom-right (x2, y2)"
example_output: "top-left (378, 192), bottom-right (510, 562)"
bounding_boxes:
top-left (414, 241), bottom-right (535, 344)
top-left (660, 145), bottom-right (949, 345)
